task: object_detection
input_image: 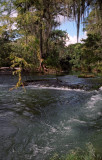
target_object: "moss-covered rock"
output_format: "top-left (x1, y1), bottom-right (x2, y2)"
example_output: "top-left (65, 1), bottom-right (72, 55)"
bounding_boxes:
top-left (78, 74), bottom-right (95, 78)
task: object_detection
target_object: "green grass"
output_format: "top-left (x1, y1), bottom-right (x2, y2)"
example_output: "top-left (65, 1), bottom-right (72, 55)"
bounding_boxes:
top-left (50, 143), bottom-right (102, 160)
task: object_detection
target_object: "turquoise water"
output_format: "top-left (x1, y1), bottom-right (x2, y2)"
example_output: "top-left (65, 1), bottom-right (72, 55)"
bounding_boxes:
top-left (0, 75), bottom-right (102, 160)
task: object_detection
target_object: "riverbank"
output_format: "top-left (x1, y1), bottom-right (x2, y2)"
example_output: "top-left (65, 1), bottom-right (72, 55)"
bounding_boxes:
top-left (0, 67), bottom-right (100, 77)
top-left (0, 66), bottom-right (61, 75)
top-left (0, 67), bottom-right (20, 74)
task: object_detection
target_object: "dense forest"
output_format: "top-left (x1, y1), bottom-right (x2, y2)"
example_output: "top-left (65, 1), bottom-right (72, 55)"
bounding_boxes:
top-left (0, 0), bottom-right (102, 75)
top-left (1, 1), bottom-right (102, 159)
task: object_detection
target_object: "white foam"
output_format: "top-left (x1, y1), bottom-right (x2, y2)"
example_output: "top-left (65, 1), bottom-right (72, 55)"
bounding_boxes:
top-left (68, 118), bottom-right (86, 124)
top-left (29, 144), bottom-right (53, 158)
top-left (27, 85), bottom-right (85, 92)
top-left (87, 94), bottom-right (101, 109)
top-left (99, 86), bottom-right (102, 90)
top-left (97, 112), bottom-right (102, 116)
top-left (64, 126), bottom-right (72, 130)
top-left (50, 127), bottom-right (57, 133)
top-left (84, 93), bottom-right (102, 119)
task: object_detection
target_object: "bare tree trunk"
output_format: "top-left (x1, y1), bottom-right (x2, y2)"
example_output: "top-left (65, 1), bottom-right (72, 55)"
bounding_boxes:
top-left (40, 22), bottom-right (43, 59)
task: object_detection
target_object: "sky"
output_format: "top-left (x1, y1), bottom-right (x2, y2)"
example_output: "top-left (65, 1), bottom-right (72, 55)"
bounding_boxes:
top-left (5, 12), bottom-right (87, 45)
top-left (57, 16), bottom-right (87, 45)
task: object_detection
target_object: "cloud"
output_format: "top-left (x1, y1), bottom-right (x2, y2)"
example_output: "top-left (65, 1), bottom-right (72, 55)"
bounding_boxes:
top-left (56, 15), bottom-right (68, 23)
top-left (66, 35), bottom-right (77, 46)
top-left (80, 31), bottom-right (87, 41)
top-left (66, 32), bottom-right (87, 46)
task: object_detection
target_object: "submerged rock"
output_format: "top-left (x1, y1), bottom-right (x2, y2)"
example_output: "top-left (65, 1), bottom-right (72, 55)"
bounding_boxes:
top-left (23, 77), bottom-right (102, 91)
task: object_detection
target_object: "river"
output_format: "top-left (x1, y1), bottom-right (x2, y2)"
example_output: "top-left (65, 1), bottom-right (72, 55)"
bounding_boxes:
top-left (0, 74), bottom-right (102, 160)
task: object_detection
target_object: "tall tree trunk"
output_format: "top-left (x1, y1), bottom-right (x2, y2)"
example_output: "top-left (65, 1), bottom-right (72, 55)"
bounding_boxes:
top-left (39, 21), bottom-right (44, 72)
top-left (40, 22), bottom-right (43, 59)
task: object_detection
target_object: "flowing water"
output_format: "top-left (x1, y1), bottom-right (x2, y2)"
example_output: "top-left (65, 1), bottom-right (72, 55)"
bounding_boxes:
top-left (0, 74), bottom-right (102, 160)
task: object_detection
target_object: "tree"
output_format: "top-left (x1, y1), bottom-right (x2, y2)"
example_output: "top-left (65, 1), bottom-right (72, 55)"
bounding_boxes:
top-left (44, 30), bottom-right (69, 68)
top-left (0, 0), bottom-right (102, 73)
top-left (81, 34), bottom-right (102, 73)
top-left (59, 43), bottom-right (83, 72)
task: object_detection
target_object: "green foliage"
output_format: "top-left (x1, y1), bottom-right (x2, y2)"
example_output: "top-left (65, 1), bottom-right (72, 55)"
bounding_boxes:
top-left (9, 56), bottom-right (30, 90)
top-left (0, 0), bottom-right (102, 75)
top-left (44, 30), bottom-right (68, 68)
top-left (84, 6), bottom-right (102, 36)
top-left (81, 34), bottom-right (102, 73)
top-left (61, 33), bottom-right (102, 74)
top-left (58, 43), bottom-right (83, 72)
top-left (12, 35), bottom-right (40, 70)
top-left (66, 43), bottom-right (83, 71)
top-left (11, 56), bottom-right (29, 70)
